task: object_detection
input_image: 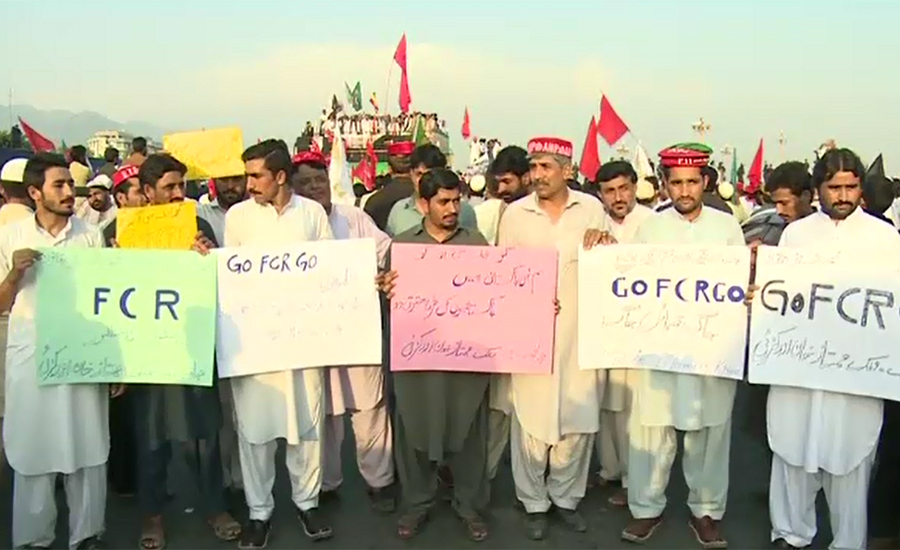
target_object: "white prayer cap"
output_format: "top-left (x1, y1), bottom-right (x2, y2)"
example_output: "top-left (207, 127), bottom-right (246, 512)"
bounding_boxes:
top-left (469, 174), bottom-right (486, 193)
top-left (636, 178), bottom-right (655, 200)
top-left (717, 181), bottom-right (735, 200)
top-left (87, 174), bottom-right (113, 190)
top-left (0, 158), bottom-right (27, 184)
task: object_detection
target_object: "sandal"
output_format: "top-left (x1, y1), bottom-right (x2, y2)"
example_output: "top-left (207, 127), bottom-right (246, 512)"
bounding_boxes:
top-left (459, 513), bottom-right (489, 542)
top-left (208, 512), bottom-right (242, 541)
top-left (139, 516), bottom-right (166, 550)
top-left (397, 509), bottom-right (429, 539)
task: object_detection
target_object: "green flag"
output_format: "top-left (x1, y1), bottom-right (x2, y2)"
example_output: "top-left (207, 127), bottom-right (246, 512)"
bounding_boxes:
top-left (345, 81), bottom-right (363, 112)
top-left (730, 148), bottom-right (738, 183)
top-left (413, 116), bottom-right (429, 146)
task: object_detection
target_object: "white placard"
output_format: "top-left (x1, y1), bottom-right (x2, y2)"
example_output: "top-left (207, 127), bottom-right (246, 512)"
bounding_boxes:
top-left (748, 246), bottom-right (900, 400)
top-left (578, 244), bottom-right (750, 379)
top-left (215, 239), bottom-right (382, 378)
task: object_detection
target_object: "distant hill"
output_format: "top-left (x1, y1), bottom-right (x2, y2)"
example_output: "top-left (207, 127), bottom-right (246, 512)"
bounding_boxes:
top-left (8, 104), bottom-right (168, 146)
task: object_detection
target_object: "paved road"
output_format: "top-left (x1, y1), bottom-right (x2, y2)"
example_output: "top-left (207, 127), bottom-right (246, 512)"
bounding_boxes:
top-left (0, 386), bottom-right (836, 549)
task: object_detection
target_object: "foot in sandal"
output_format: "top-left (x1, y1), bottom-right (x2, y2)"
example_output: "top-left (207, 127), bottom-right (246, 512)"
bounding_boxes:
top-left (139, 515), bottom-right (166, 550)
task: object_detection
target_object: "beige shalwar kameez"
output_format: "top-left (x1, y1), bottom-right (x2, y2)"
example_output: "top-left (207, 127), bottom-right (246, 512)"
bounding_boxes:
top-left (498, 190), bottom-right (610, 513)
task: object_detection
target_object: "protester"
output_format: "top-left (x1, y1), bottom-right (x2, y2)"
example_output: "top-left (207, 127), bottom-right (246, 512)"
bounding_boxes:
top-left (291, 150), bottom-right (396, 513)
top-left (0, 153), bottom-right (121, 550)
top-left (0, 158), bottom-right (35, 227)
top-left (498, 136), bottom-right (612, 540)
top-left (592, 161), bottom-right (654, 506)
top-left (125, 136), bottom-right (149, 167)
top-left (622, 143), bottom-right (746, 548)
top-left (76, 174), bottom-right (117, 229)
top-left (68, 145), bottom-right (92, 188)
top-left (223, 140), bottom-right (334, 548)
top-left (378, 168), bottom-right (492, 542)
top-left (363, 141), bottom-right (415, 231)
top-left (385, 144), bottom-right (478, 237)
top-left (474, 145), bottom-right (530, 246)
top-left (99, 147), bottom-right (120, 178)
top-left (768, 148), bottom-right (896, 550)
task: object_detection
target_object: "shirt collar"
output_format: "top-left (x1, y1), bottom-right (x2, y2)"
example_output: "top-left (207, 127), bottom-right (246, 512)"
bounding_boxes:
top-left (31, 213), bottom-right (76, 241)
top-left (414, 221), bottom-right (466, 243)
top-left (520, 188), bottom-right (582, 214)
top-left (664, 203), bottom-right (708, 224)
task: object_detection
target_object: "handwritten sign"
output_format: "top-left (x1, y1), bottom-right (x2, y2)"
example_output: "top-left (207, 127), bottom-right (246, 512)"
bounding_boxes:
top-left (215, 239), bottom-right (382, 377)
top-left (749, 246), bottom-right (900, 400)
top-left (578, 244), bottom-right (750, 379)
top-left (117, 201), bottom-right (198, 250)
top-left (163, 127), bottom-right (244, 180)
top-left (389, 244), bottom-right (558, 374)
top-left (35, 248), bottom-right (216, 386)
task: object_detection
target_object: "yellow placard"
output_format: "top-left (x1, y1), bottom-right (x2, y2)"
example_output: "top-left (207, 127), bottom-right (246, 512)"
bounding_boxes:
top-left (117, 202), bottom-right (198, 250)
top-left (163, 127), bottom-right (244, 180)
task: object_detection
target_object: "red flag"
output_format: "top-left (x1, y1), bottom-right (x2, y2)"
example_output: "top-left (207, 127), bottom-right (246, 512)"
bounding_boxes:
top-left (398, 71), bottom-right (411, 114)
top-left (393, 34), bottom-right (408, 72)
top-left (352, 140), bottom-right (379, 191)
top-left (17, 117), bottom-right (56, 153)
top-left (747, 139), bottom-right (764, 193)
top-left (461, 107), bottom-right (471, 140)
top-left (596, 95), bottom-right (629, 146)
top-left (393, 34), bottom-right (412, 113)
top-left (579, 116), bottom-right (601, 182)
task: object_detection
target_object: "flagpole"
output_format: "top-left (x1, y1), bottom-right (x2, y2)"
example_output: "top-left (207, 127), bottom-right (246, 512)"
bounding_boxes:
top-left (384, 63), bottom-right (393, 118)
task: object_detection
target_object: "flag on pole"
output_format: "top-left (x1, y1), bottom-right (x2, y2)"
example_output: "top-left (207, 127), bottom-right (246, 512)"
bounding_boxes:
top-left (352, 140), bottom-right (378, 191)
top-left (393, 34), bottom-right (412, 113)
top-left (730, 148), bottom-right (738, 184)
top-left (369, 92), bottom-right (380, 113)
top-left (633, 142), bottom-right (654, 182)
top-left (596, 95), bottom-right (629, 146)
top-left (328, 124), bottom-right (354, 205)
top-left (345, 82), bottom-right (363, 112)
top-left (578, 117), bottom-right (601, 182)
top-left (461, 107), bottom-right (471, 140)
top-left (17, 117), bottom-right (56, 153)
top-left (747, 139), bottom-right (764, 193)
top-left (413, 116), bottom-right (429, 146)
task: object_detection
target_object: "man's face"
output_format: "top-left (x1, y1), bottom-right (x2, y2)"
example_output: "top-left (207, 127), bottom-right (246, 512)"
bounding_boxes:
top-left (116, 179), bottom-right (147, 208)
top-left (420, 187), bottom-right (461, 231)
top-left (495, 172), bottom-right (528, 203)
top-left (292, 163), bottom-right (331, 212)
top-left (770, 188), bottom-right (811, 224)
top-left (87, 187), bottom-right (110, 212)
top-left (599, 176), bottom-right (637, 221)
top-left (31, 166), bottom-right (75, 217)
top-left (411, 163), bottom-right (429, 192)
top-left (216, 175), bottom-right (247, 209)
top-left (665, 166), bottom-right (704, 216)
top-left (245, 159), bottom-right (284, 205)
top-left (529, 154), bottom-right (569, 200)
top-left (819, 170), bottom-right (862, 221)
top-left (144, 171), bottom-right (185, 205)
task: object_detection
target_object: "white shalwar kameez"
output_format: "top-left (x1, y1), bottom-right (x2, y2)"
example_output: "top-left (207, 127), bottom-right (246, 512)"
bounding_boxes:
top-left (498, 190), bottom-right (610, 513)
top-left (321, 204), bottom-right (394, 492)
top-left (597, 204), bottom-right (654, 487)
top-left (224, 195), bottom-right (334, 520)
top-left (0, 216), bottom-right (109, 549)
top-left (767, 208), bottom-right (900, 550)
top-left (627, 206), bottom-right (745, 520)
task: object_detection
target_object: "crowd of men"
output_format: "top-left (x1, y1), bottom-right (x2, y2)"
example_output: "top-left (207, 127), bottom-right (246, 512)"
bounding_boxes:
top-left (0, 132), bottom-right (898, 550)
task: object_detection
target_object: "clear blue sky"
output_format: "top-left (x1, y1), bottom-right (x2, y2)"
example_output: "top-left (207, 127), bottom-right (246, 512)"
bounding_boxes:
top-left (2, 0), bottom-right (898, 171)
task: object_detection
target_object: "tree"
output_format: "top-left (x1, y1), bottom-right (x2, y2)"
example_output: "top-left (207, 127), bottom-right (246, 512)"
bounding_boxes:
top-left (0, 127), bottom-right (30, 150)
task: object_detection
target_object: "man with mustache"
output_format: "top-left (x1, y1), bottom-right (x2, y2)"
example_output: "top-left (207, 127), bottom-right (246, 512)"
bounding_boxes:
top-left (76, 174), bottom-right (118, 229)
top-left (622, 143), bottom-right (745, 549)
top-left (290, 150), bottom-right (396, 513)
top-left (105, 154), bottom-right (239, 550)
top-left (474, 146), bottom-right (530, 246)
top-left (593, 161), bottom-right (654, 507)
top-left (768, 148), bottom-right (897, 550)
top-left (498, 136), bottom-right (612, 540)
top-left (377, 168), bottom-right (493, 542)
top-left (0, 153), bottom-right (123, 550)
top-left (766, 161), bottom-right (815, 225)
top-left (363, 141), bottom-right (416, 231)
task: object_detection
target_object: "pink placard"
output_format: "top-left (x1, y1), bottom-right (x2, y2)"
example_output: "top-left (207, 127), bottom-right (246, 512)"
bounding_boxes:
top-left (390, 243), bottom-right (558, 374)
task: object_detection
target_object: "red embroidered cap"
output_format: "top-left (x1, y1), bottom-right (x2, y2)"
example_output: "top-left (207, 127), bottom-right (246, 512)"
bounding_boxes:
top-left (527, 137), bottom-right (573, 159)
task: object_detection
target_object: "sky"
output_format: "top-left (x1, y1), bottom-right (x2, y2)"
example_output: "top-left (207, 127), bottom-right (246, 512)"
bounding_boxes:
top-left (2, 0), bottom-right (899, 170)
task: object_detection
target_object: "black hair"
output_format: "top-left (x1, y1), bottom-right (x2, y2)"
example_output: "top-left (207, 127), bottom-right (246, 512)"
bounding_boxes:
top-left (23, 153), bottom-right (68, 193)
top-left (764, 161), bottom-right (813, 197)
top-left (409, 144), bottom-right (447, 170)
top-left (596, 160), bottom-right (637, 185)
top-left (1, 182), bottom-right (30, 200)
top-left (138, 153), bottom-right (187, 188)
top-left (812, 148), bottom-right (864, 188)
top-left (488, 146), bottom-right (529, 178)
top-left (103, 147), bottom-right (119, 163)
top-left (132, 137), bottom-right (147, 155)
top-left (701, 165), bottom-right (718, 189)
top-left (242, 139), bottom-right (293, 181)
top-left (69, 145), bottom-right (87, 164)
top-left (387, 154), bottom-right (411, 175)
top-left (113, 181), bottom-right (136, 207)
top-left (419, 168), bottom-right (461, 202)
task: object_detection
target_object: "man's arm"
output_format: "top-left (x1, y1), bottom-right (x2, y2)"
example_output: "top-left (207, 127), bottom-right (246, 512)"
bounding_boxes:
top-left (196, 217), bottom-right (219, 248)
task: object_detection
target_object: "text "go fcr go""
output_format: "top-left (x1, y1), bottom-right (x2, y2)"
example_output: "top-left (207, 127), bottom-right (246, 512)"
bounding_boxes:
top-left (226, 252), bottom-right (318, 275)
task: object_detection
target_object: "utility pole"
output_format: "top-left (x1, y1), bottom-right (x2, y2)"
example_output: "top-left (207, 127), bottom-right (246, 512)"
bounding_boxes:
top-left (691, 117), bottom-right (711, 141)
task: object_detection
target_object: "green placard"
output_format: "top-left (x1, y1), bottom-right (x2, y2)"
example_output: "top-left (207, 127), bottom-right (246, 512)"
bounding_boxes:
top-left (35, 247), bottom-right (216, 386)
